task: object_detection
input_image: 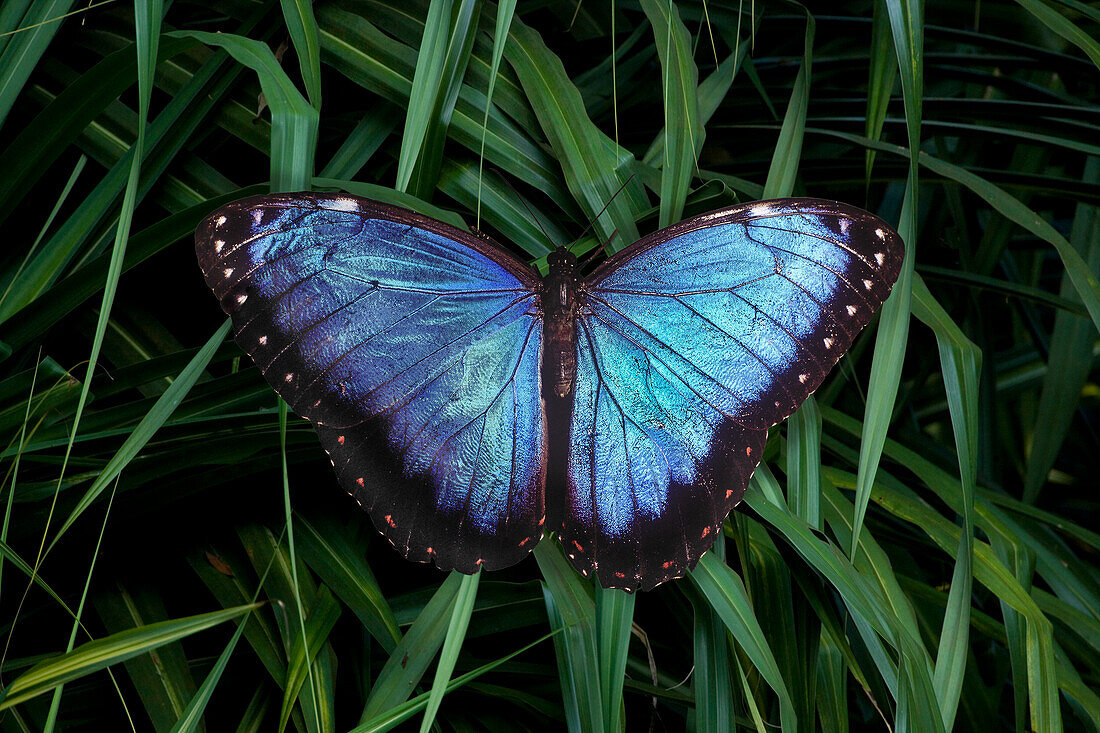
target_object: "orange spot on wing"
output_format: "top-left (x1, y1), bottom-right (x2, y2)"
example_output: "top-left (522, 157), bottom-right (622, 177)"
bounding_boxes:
top-left (338, 435), bottom-right (345, 445)
top-left (745, 446), bottom-right (751, 456)
top-left (662, 561), bottom-right (673, 569)
top-left (519, 537), bottom-right (529, 547)
top-left (701, 526), bottom-right (711, 538)
top-left (725, 489), bottom-right (733, 498)
top-left (572, 539), bottom-right (584, 552)
top-left (384, 515), bottom-right (396, 528)
top-left (426, 546), bottom-right (435, 555)
top-left (356, 477), bottom-right (364, 486)
top-left (615, 572), bottom-right (625, 578)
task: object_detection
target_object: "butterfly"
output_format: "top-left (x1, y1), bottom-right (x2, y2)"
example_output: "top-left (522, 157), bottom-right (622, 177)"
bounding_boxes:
top-left (195, 193), bottom-right (903, 591)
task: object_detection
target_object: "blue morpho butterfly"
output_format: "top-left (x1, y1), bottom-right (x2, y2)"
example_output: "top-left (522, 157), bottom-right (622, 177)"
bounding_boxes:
top-left (195, 193), bottom-right (903, 591)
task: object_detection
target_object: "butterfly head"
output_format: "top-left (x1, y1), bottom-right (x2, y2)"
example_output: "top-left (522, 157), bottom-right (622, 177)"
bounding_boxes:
top-left (546, 247), bottom-right (577, 275)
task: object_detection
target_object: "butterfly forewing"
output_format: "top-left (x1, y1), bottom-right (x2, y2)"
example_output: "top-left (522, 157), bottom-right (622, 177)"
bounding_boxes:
top-left (563, 198), bottom-right (904, 589)
top-left (196, 193), bottom-right (547, 572)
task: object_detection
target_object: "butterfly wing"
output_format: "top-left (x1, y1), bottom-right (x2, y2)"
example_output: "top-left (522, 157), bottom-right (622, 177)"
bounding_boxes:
top-left (563, 198), bottom-right (904, 590)
top-left (195, 193), bottom-right (546, 573)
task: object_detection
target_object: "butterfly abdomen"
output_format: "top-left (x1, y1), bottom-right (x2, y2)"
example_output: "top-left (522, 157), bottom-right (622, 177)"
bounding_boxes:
top-left (542, 249), bottom-right (582, 399)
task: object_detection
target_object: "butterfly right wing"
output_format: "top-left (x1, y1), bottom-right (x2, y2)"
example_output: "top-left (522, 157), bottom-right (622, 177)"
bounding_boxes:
top-left (195, 193), bottom-right (547, 573)
top-left (562, 199), bottom-right (904, 590)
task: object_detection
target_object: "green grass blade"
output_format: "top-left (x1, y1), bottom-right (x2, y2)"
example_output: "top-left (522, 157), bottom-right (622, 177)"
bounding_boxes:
top-left (1023, 158), bottom-right (1100, 502)
top-left (864, 0), bottom-right (896, 183)
top-left (396, 0), bottom-right (479, 198)
top-left (278, 586), bottom-right (341, 732)
top-left (690, 583), bottom-right (735, 733)
top-left (418, 568), bottom-right (479, 732)
top-left (319, 105), bottom-right (399, 179)
top-left (294, 513), bottom-right (401, 653)
top-left (0, 0), bottom-right (72, 130)
top-left (762, 9), bottom-right (813, 199)
top-left (787, 395), bottom-right (822, 528)
top-left (351, 630), bottom-right (558, 733)
top-left (474, 0), bottom-right (517, 226)
top-left (1013, 0), bottom-right (1100, 69)
top-left (0, 603), bottom-right (260, 711)
top-left (361, 572), bottom-right (462, 719)
top-left (280, 0), bottom-right (323, 107)
top-left (49, 320), bottom-right (232, 547)
top-left (812, 126), bottom-right (1100, 335)
top-left (533, 539), bottom-right (601, 733)
top-left (911, 275), bottom-right (980, 730)
top-left (850, 187), bottom-right (914, 559)
top-left (506, 17), bottom-right (643, 247)
top-left (595, 583), bottom-right (634, 732)
top-left (45, 480), bottom-right (119, 730)
top-left (168, 30), bottom-right (318, 192)
top-left (691, 552), bottom-right (797, 733)
top-left (639, 0), bottom-right (700, 227)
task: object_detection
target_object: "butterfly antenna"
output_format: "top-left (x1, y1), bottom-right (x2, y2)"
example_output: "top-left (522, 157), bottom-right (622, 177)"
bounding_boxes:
top-left (490, 174), bottom-right (556, 252)
top-left (577, 228), bottom-right (618, 273)
top-left (571, 173), bottom-right (636, 249)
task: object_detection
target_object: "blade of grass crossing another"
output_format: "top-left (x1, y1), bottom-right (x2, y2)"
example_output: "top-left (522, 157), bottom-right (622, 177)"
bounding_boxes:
top-left (278, 398), bottom-right (320, 733)
top-left (505, 18), bottom-right (644, 247)
top-left (911, 275), bottom-right (980, 731)
top-left (0, 154), bottom-right (86, 317)
top-left (44, 479), bottom-right (120, 730)
top-left (171, 527), bottom-right (289, 733)
top-left (361, 572), bottom-right (462, 720)
top-left (0, 0), bottom-right (73, 131)
top-left (350, 631), bottom-right (559, 733)
top-left (733, 650), bottom-right (769, 733)
top-left (166, 30), bottom-right (318, 193)
top-left (817, 427), bottom-right (1065, 731)
top-left (50, 319), bottom-right (233, 547)
top-left (851, 0), bottom-right (922, 559)
top-left (0, 0), bottom-right (34, 57)
top-left (278, 585), bottom-right (340, 733)
top-left (691, 552), bottom-right (797, 733)
top-left (33, 10), bottom-right (163, 715)
top-left (812, 127), bottom-right (1100, 336)
top-left (0, 603), bottom-right (261, 711)
top-left (396, 0), bottom-right (479, 198)
top-left (418, 569), bottom-right (480, 732)
top-left (293, 514), bottom-right (402, 654)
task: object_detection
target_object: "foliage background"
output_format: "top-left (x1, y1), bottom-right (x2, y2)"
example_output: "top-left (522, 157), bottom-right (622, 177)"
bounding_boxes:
top-left (0, 0), bottom-right (1097, 730)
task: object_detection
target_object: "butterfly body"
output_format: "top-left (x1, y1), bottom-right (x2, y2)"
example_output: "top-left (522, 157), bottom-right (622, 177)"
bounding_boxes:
top-left (196, 193), bottom-right (903, 590)
top-left (541, 248), bottom-right (582, 400)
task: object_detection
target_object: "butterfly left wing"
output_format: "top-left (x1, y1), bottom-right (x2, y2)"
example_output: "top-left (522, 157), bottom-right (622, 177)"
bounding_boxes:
top-left (195, 193), bottom-right (547, 574)
top-left (563, 198), bottom-right (904, 590)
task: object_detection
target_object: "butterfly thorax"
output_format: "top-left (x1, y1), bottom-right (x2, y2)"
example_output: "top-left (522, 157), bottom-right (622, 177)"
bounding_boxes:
top-left (542, 249), bottom-right (582, 399)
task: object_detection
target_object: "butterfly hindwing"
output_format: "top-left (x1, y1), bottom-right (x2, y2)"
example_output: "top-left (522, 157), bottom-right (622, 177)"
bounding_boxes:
top-left (196, 193), bottom-right (547, 572)
top-left (563, 198), bottom-right (904, 589)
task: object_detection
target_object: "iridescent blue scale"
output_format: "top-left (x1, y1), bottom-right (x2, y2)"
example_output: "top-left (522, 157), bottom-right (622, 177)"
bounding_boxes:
top-left (196, 193), bottom-right (903, 590)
